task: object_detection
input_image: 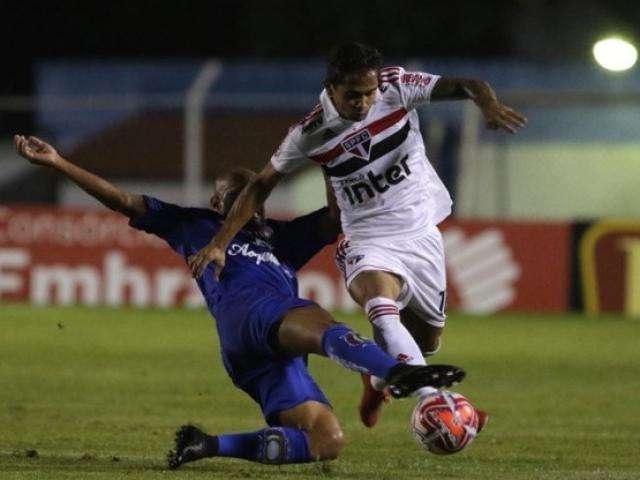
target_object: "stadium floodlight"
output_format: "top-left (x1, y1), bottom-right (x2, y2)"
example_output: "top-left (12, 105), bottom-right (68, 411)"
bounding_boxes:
top-left (592, 37), bottom-right (638, 72)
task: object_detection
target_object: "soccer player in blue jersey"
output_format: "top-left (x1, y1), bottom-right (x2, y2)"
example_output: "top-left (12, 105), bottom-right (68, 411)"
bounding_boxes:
top-left (15, 134), bottom-right (464, 468)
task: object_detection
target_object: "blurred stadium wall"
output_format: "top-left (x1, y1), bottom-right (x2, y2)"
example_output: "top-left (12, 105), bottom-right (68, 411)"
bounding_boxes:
top-left (0, 60), bottom-right (639, 315)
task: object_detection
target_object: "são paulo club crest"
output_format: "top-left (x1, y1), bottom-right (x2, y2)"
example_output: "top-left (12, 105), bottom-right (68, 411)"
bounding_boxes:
top-left (342, 129), bottom-right (371, 160)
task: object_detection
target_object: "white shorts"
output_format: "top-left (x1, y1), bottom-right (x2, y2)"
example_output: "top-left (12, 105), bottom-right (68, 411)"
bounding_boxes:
top-left (336, 226), bottom-right (447, 328)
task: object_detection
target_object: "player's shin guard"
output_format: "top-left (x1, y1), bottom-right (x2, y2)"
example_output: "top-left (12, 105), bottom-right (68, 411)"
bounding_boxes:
top-left (321, 324), bottom-right (398, 379)
top-left (218, 427), bottom-right (312, 464)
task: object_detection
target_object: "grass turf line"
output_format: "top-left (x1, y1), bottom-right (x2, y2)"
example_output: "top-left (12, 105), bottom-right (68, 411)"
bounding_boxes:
top-left (1, 304), bottom-right (639, 479)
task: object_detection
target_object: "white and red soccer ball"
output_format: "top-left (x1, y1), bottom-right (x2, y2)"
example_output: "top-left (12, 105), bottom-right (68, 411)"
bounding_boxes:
top-left (411, 391), bottom-right (480, 455)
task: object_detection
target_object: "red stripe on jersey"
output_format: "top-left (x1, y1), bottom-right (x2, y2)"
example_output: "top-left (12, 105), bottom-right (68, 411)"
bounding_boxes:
top-left (299, 103), bottom-right (323, 126)
top-left (366, 108), bottom-right (407, 135)
top-left (307, 103), bottom-right (321, 114)
top-left (310, 143), bottom-right (343, 164)
top-left (380, 66), bottom-right (401, 74)
top-left (309, 108), bottom-right (408, 164)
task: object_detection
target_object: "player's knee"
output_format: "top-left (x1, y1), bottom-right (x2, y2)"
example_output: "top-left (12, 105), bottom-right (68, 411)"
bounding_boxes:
top-left (309, 426), bottom-right (345, 460)
top-left (422, 337), bottom-right (441, 357)
top-left (349, 270), bottom-right (403, 306)
top-left (411, 324), bottom-right (442, 357)
top-left (319, 428), bottom-right (346, 460)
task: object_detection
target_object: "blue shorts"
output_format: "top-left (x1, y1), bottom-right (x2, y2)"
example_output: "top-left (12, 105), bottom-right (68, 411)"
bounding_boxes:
top-left (235, 355), bottom-right (330, 426)
top-left (213, 288), bottom-right (331, 425)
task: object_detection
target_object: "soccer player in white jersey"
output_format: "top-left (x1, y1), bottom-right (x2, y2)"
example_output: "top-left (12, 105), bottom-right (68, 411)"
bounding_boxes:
top-left (188, 42), bottom-right (527, 427)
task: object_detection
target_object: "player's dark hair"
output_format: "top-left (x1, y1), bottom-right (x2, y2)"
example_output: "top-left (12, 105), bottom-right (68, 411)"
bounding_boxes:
top-left (325, 42), bottom-right (383, 86)
top-left (211, 167), bottom-right (263, 224)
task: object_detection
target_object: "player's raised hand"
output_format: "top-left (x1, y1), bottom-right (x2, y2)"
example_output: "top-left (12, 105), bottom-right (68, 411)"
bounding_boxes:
top-left (14, 135), bottom-right (61, 167)
top-left (188, 243), bottom-right (226, 280)
top-left (480, 101), bottom-right (528, 134)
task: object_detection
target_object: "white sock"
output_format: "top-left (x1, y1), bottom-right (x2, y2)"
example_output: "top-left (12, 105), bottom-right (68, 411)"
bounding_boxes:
top-left (365, 297), bottom-right (435, 397)
top-left (366, 296), bottom-right (423, 364)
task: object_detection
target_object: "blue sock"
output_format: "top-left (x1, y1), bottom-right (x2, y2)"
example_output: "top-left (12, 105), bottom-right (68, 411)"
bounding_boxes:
top-left (217, 427), bottom-right (312, 464)
top-left (321, 324), bottom-right (398, 379)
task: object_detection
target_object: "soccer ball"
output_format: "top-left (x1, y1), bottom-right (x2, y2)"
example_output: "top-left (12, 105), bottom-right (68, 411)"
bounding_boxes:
top-left (410, 390), bottom-right (479, 455)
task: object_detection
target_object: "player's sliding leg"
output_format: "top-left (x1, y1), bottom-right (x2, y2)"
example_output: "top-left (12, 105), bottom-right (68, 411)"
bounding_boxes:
top-left (275, 304), bottom-right (464, 396)
top-left (167, 424), bottom-right (313, 469)
top-left (168, 401), bottom-right (343, 469)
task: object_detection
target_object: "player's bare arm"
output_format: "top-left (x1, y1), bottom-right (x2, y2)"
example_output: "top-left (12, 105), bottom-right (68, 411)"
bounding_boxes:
top-left (13, 135), bottom-right (147, 218)
top-left (187, 161), bottom-right (284, 279)
top-left (431, 78), bottom-right (528, 134)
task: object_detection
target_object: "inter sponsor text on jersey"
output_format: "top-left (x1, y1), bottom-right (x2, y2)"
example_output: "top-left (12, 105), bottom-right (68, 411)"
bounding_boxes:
top-left (271, 66), bottom-right (453, 241)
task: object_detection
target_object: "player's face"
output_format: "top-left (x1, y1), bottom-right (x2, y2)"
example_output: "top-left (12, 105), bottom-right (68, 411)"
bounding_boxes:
top-left (328, 69), bottom-right (379, 121)
top-left (211, 178), bottom-right (265, 224)
top-left (212, 180), bottom-right (244, 215)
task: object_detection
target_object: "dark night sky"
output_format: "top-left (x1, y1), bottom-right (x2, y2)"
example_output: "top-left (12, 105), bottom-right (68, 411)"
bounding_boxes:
top-left (2, 0), bottom-right (639, 95)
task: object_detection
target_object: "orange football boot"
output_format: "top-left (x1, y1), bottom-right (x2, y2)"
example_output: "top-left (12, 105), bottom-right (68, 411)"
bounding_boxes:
top-left (476, 409), bottom-right (489, 433)
top-left (359, 373), bottom-right (391, 428)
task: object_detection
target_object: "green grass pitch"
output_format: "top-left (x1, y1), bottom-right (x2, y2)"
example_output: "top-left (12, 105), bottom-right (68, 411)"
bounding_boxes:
top-left (1, 305), bottom-right (639, 479)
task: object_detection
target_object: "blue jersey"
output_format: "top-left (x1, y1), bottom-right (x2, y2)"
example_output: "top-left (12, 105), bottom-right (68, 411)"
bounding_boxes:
top-left (129, 196), bottom-right (337, 423)
top-left (130, 196), bottom-right (336, 313)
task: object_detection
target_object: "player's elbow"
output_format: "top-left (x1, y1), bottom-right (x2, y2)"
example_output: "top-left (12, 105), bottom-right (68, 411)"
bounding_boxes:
top-left (117, 193), bottom-right (147, 219)
top-left (253, 164), bottom-right (284, 200)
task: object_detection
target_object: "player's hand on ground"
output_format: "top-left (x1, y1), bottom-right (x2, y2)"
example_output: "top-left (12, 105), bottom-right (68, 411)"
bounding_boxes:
top-left (479, 101), bottom-right (527, 134)
top-left (187, 243), bottom-right (226, 279)
top-left (14, 135), bottom-right (61, 167)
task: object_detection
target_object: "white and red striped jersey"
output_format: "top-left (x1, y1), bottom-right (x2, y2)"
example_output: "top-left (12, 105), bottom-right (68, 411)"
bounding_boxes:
top-left (271, 66), bottom-right (452, 242)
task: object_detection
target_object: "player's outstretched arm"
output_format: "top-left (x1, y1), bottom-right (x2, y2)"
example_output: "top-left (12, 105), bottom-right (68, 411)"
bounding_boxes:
top-left (187, 162), bottom-right (284, 279)
top-left (431, 78), bottom-right (528, 134)
top-left (13, 135), bottom-right (147, 218)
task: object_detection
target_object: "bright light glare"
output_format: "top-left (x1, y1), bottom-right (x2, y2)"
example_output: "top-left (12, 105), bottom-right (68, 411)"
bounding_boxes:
top-left (593, 38), bottom-right (638, 71)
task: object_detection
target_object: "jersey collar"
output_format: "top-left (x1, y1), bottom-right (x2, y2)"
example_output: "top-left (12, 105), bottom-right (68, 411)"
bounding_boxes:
top-left (320, 89), bottom-right (340, 122)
